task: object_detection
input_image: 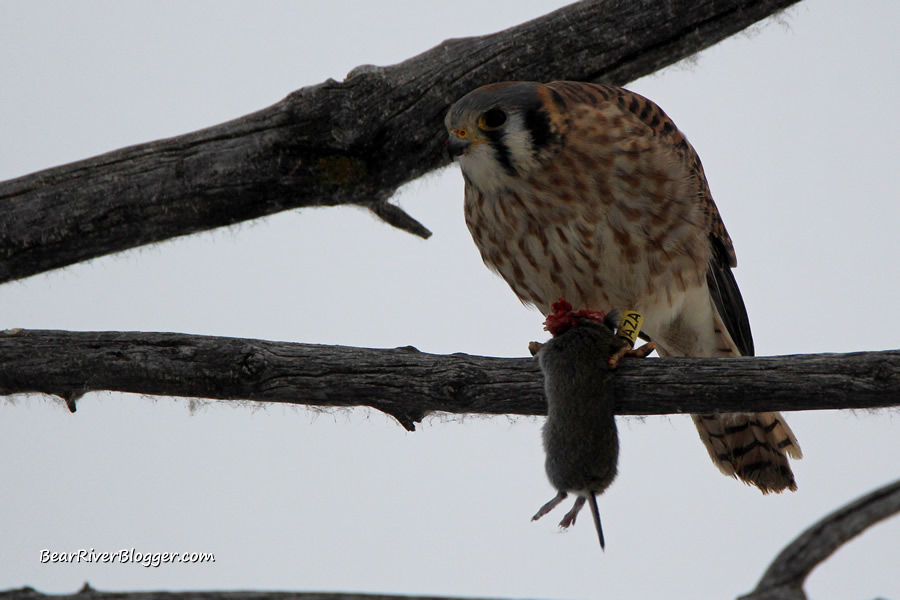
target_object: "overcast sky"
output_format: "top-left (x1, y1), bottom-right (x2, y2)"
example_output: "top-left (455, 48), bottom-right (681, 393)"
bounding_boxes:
top-left (1, 1), bottom-right (898, 599)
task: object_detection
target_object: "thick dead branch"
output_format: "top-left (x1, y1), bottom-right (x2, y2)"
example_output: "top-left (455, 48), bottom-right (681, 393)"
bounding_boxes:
top-left (1, 329), bottom-right (896, 430)
top-left (0, 588), bottom-right (502, 600)
top-left (738, 478), bottom-right (900, 600)
top-left (3, 484), bottom-right (899, 600)
top-left (0, 0), bottom-right (800, 284)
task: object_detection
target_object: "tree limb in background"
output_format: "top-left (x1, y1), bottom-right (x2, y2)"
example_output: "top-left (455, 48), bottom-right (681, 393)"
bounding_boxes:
top-left (1, 329), bottom-right (896, 431)
top-left (2, 481), bottom-right (898, 600)
top-left (0, 585), bottom-right (519, 600)
top-left (0, 0), bottom-right (801, 284)
top-left (738, 478), bottom-right (900, 600)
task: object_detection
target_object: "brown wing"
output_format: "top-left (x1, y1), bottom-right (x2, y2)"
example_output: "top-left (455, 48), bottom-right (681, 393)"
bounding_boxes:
top-left (546, 81), bottom-right (753, 355)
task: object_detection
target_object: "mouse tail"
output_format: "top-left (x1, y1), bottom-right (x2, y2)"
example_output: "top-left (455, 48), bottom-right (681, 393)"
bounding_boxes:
top-left (587, 493), bottom-right (605, 549)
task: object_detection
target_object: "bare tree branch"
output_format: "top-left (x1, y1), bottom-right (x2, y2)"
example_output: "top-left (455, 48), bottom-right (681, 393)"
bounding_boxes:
top-left (3, 481), bottom-right (899, 600)
top-left (738, 478), bottom-right (900, 600)
top-left (0, 0), bottom-right (801, 284)
top-left (1, 329), bottom-right (896, 430)
top-left (0, 586), bottom-right (508, 600)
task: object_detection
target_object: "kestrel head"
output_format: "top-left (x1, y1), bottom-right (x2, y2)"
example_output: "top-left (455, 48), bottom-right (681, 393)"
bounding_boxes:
top-left (445, 82), bottom-right (566, 191)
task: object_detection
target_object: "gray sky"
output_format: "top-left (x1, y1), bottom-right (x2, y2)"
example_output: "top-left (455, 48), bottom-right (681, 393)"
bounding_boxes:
top-left (1, 1), bottom-right (898, 598)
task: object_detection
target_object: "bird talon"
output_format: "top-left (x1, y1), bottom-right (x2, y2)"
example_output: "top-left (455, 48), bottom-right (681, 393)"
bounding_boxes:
top-left (608, 341), bottom-right (656, 368)
top-left (448, 81), bottom-right (801, 496)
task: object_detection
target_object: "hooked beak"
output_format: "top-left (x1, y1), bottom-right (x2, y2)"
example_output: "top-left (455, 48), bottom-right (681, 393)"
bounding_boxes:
top-left (447, 133), bottom-right (472, 159)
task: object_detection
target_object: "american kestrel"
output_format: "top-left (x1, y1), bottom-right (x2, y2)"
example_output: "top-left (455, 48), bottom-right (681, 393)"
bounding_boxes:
top-left (446, 81), bottom-right (802, 493)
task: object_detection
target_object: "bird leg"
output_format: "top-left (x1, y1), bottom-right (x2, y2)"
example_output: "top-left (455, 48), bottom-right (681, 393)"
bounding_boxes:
top-left (609, 309), bottom-right (656, 367)
top-left (558, 495), bottom-right (587, 528)
top-left (608, 340), bottom-right (657, 368)
top-left (531, 491), bottom-right (567, 521)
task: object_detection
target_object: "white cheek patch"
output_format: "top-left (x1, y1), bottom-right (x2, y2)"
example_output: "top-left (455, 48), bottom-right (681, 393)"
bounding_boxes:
top-left (459, 143), bottom-right (514, 194)
top-left (457, 113), bottom-right (540, 194)
top-left (500, 114), bottom-right (540, 174)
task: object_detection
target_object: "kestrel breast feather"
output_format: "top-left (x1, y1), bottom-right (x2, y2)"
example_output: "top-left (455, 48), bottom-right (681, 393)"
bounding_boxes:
top-left (446, 81), bottom-right (801, 493)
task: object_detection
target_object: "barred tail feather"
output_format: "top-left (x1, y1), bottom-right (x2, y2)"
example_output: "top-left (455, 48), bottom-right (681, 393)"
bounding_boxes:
top-left (693, 412), bottom-right (802, 493)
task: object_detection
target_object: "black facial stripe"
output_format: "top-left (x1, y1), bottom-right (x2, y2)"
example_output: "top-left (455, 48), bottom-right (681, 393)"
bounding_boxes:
top-left (485, 128), bottom-right (517, 176)
top-left (525, 107), bottom-right (553, 149)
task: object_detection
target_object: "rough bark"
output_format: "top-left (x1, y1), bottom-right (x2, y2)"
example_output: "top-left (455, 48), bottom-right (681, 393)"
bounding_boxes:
top-left (1, 329), bottom-right (896, 430)
top-left (738, 478), bottom-right (900, 600)
top-left (0, 0), bottom-right (801, 284)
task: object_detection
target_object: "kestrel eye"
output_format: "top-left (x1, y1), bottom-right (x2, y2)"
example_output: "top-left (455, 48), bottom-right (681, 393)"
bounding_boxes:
top-left (478, 108), bottom-right (507, 130)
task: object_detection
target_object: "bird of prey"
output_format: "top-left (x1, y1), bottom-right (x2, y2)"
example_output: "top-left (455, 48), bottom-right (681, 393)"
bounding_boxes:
top-left (446, 81), bottom-right (801, 493)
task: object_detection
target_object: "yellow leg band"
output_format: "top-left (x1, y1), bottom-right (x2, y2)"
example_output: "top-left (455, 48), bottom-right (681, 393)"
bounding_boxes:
top-left (616, 310), bottom-right (644, 347)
